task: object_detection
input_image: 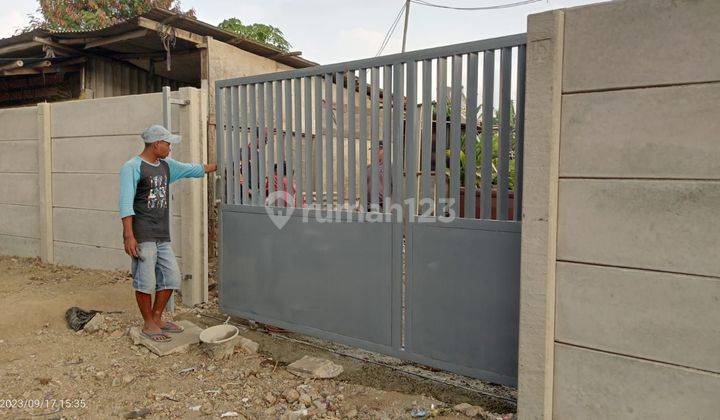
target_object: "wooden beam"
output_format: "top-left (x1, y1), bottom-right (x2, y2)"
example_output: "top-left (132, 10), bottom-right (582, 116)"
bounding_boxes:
top-left (33, 37), bottom-right (80, 55)
top-left (0, 41), bottom-right (40, 56)
top-left (0, 60), bottom-right (23, 71)
top-left (136, 17), bottom-right (204, 46)
top-left (270, 51), bottom-right (302, 59)
top-left (84, 29), bottom-right (148, 49)
top-left (58, 37), bottom-right (102, 45)
top-left (2, 64), bottom-right (82, 77)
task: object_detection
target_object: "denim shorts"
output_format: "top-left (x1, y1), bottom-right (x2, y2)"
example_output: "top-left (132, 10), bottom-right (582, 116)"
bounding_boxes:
top-left (131, 241), bottom-right (181, 294)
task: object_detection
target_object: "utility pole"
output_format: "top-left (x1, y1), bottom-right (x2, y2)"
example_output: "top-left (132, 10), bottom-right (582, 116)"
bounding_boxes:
top-left (401, 0), bottom-right (411, 52)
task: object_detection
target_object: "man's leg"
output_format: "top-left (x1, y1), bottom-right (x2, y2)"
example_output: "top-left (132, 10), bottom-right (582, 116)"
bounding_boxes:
top-left (132, 242), bottom-right (170, 341)
top-left (152, 242), bottom-right (183, 332)
top-left (136, 291), bottom-right (161, 332)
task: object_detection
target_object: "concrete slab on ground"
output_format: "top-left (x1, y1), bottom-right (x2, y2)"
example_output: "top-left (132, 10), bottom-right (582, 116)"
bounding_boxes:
top-left (129, 320), bottom-right (202, 356)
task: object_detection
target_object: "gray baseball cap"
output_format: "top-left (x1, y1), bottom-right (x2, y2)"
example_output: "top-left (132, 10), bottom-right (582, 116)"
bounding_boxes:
top-left (141, 124), bottom-right (181, 144)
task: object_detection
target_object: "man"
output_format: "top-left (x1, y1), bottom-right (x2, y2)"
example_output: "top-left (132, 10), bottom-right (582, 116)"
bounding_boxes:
top-left (119, 125), bottom-right (216, 342)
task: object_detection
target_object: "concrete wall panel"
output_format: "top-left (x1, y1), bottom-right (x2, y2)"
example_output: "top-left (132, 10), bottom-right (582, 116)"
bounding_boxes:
top-left (52, 173), bottom-right (118, 211)
top-left (0, 173), bottom-right (38, 206)
top-left (554, 344), bottom-right (720, 419)
top-left (0, 107), bottom-right (38, 141)
top-left (556, 262), bottom-right (720, 372)
top-left (0, 140), bottom-right (37, 173)
top-left (557, 179), bottom-right (720, 277)
top-left (54, 241), bottom-right (130, 271)
top-left (560, 83), bottom-right (720, 179)
top-left (563, 0), bottom-right (720, 92)
top-left (50, 93), bottom-right (175, 138)
top-left (0, 234), bottom-right (39, 257)
top-left (53, 207), bottom-right (181, 255)
top-left (0, 204), bottom-right (39, 238)
top-left (52, 136), bottom-right (141, 174)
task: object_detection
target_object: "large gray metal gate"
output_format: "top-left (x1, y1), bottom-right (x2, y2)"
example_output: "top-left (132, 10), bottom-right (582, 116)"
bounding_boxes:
top-left (215, 34), bottom-right (526, 386)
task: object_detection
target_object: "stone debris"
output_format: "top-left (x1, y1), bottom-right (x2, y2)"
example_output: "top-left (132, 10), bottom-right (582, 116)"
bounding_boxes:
top-left (287, 356), bottom-right (343, 379)
top-left (129, 320), bottom-right (202, 356)
top-left (220, 411), bottom-right (239, 418)
top-left (83, 314), bottom-right (106, 333)
top-left (283, 388), bottom-right (300, 403)
top-left (280, 408), bottom-right (308, 420)
top-left (237, 336), bottom-right (259, 354)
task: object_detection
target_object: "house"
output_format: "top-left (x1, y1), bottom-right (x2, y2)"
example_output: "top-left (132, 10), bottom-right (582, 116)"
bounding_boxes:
top-left (0, 7), bottom-right (316, 108)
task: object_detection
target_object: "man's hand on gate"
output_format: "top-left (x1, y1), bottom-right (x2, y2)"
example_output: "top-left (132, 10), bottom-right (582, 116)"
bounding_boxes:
top-left (204, 163), bottom-right (217, 173)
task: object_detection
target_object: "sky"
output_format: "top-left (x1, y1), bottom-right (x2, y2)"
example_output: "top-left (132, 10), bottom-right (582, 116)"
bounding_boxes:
top-left (0, 0), bottom-right (608, 64)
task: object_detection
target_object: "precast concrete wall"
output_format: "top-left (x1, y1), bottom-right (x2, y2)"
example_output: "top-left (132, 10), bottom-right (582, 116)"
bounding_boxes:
top-left (0, 88), bottom-right (209, 305)
top-left (518, 0), bottom-right (720, 418)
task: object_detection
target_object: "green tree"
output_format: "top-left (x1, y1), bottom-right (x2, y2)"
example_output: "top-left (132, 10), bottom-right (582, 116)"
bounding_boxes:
top-left (217, 18), bottom-right (291, 52)
top-left (25, 0), bottom-right (194, 32)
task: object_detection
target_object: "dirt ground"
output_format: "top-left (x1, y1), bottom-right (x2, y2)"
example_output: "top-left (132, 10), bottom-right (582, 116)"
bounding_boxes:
top-left (0, 256), bottom-right (516, 419)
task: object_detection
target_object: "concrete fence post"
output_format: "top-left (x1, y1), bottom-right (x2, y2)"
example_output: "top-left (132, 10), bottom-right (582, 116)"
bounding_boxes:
top-left (178, 86), bottom-right (209, 306)
top-left (517, 10), bottom-right (565, 420)
top-left (37, 102), bottom-right (54, 264)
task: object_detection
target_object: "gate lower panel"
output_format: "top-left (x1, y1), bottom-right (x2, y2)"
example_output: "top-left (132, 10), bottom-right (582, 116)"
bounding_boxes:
top-left (219, 205), bottom-right (400, 354)
top-left (404, 218), bottom-right (521, 386)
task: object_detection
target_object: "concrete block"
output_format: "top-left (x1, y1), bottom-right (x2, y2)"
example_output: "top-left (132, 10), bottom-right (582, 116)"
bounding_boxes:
top-left (52, 173), bottom-right (119, 211)
top-left (129, 320), bottom-right (202, 356)
top-left (556, 262), bottom-right (720, 372)
top-left (0, 234), bottom-right (39, 257)
top-left (554, 344), bottom-right (720, 419)
top-left (0, 107), bottom-right (37, 141)
top-left (0, 173), bottom-right (38, 206)
top-left (0, 204), bottom-right (39, 238)
top-left (560, 83), bottom-right (720, 179)
top-left (54, 241), bottom-right (129, 270)
top-left (0, 140), bottom-right (37, 173)
top-left (557, 179), bottom-right (720, 277)
top-left (52, 136), bottom-right (141, 174)
top-left (563, 0), bottom-right (720, 92)
top-left (50, 93), bottom-right (174, 138)
top-left (52, 207), bottom-right (182, 254)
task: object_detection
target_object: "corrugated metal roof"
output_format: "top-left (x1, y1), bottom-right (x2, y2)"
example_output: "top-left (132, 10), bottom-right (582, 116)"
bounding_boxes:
top-left (0, 8), bottom-right (317, 68)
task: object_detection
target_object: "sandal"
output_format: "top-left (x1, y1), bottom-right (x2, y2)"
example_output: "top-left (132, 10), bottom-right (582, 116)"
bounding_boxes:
top-left (142, 329), bottom-right (172, 342)
top-left (159, 321), bottom-right (184, 333)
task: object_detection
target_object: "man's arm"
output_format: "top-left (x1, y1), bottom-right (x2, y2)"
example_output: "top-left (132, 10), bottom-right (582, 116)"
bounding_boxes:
top-left (122, 216), bottom-right (138, 257)
top-left (166, 158), bottom-right (217, 184)
top-left (119, 160), bottom-right (140, 257)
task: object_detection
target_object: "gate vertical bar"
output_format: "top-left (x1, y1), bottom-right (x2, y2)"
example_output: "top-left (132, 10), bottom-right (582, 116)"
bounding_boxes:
top-left (314, 76), bottom-right (323, 204)
top-left (266, 82), bottom-right (275, 201)
top-left (420, 60), bottom-right (432, 214)
top-left (304, 76), bottom-right (313, 204)
top-left (294, 78), bottom-right (303, 207)
top-left (465, 53), bottom-right (479, 218)
top-left (435, 58), bottom-right (447, 212)
top-left (325, 74), bottom-right (334, 206)
top-left (347, 71), bottom-right (356, 211)
top-left (240, 85), bottom-right (249, 205)
top-left (278, 80), bottom-right (292, 201)
top-left (406, 61), bottom-right (417, 216)
top-left (269, 82), bottom-right (279, 199)
top-left (257, 83), bottom-right (266, 205)
top-left (480, 51), bottom-right (495, 219)
top-left (215, 86), bottom-right (226, 204)
top-left (248, 84), bottom-right (258, 205)
top-left (230, 86), bottom-right (239, 205)
top-left (514, 45), bottom-right (526, 221)
top-left (358, 69), bottom-right (368, 211)
top-left (336, 72), bottom-right (345, 208)
top-left (498, 47), bottom-right (512, 220)
top-left (225, 86), bottom-right (235, 204)
top-left (370, 68), bottom-right (380, 210)
top-left (382, 65), bottom-right (392, 209)
top-left (392, 63), bottom-right (404, 209)
top-left (285, 79), bottom-right (294, 201)
top-left (449, 55), bottom-right (462, 217)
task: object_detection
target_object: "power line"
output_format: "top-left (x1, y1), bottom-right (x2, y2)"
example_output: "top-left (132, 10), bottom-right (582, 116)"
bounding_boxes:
top-left (411, 0), bottom-right (544, 11)
top-left (376, 2), bottom-right (407, 56)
